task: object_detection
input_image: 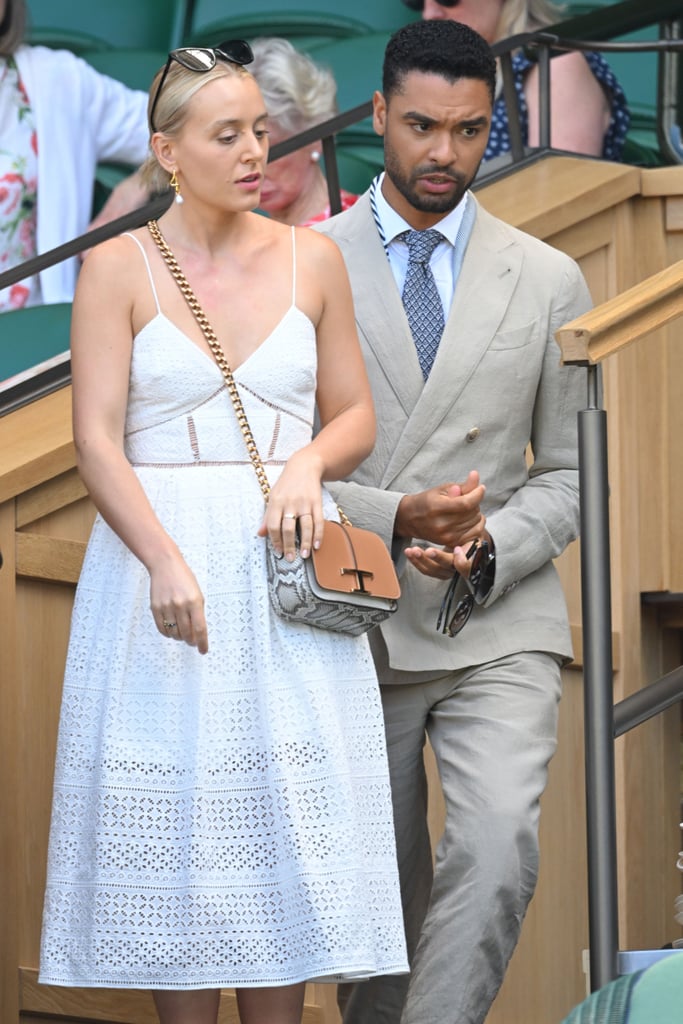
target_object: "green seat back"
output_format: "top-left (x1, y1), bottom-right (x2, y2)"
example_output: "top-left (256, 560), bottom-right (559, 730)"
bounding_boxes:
top-left (334, 145), bottom-right (384, 195)
top-left (82, 49), bottom-right (166, 93)
top-left (26, 0), bottom-right (188, 53)
top-left (186, 0), bottom-right (415, 45)
top-left (187, 4), bottom-right (363, 45)
top-left (0, 303), bottom-right (72, 383)
top-left (305, 33), bottom-right (389, 146)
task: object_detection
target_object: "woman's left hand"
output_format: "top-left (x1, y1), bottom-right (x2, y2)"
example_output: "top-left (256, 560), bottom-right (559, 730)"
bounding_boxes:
top-left (257, 450), bottom-right (325, 561)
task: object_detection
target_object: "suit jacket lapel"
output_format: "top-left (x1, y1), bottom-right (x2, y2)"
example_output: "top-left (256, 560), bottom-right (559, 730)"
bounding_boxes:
top-left (380, 199), bottom-right (524, 487)
top-left (329, 195), bottom-right (425, 418)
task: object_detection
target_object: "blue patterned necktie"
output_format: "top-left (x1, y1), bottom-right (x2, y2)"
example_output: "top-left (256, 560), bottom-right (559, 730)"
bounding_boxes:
top-left (401, 229), bottom-right (445, 380)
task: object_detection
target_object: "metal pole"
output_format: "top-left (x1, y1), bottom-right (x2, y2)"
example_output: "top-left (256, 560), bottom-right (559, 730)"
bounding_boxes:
top-left (321, 134), bottom-right (343, 216)
top-left (499, 51), bottom-right (526, 162)
top-left (579, 365), bottom-right (619, 991)
top-left (538, 44), bottom-right (552, 149)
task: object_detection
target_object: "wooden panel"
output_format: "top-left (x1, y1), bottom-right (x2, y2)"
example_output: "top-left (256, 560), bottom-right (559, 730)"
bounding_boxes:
top-left (630, 199), bottom-right (674, 592)
top-left (619, 605), bottom-right (683, 949)
top-left (0, 386), bottom-right (75, 504)
top-left (0, 499), bottom-right (21, 1024)
top-left (545, 207), bottom-right (616, 266)
top-left (15, 532), bottom-right (86, 584)
top-left (666, 197), bottom-right (683, 232)
top-left (20, 970), bottom-right (327, 1024)
top-left (16, 578), bottom-right (73, 964)
top-left (640, 165), bottom-right (683, 196)
top-left (669, 326), bottom-right (683, 592)
top-left (477, 156), bottom-right (641, 240)
top-left (15, 469), bottom-right (87, 530)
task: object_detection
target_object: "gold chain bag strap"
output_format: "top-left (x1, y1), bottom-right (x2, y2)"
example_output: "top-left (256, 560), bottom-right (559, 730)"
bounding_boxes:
top-left (147, 220), bottom-right (400, 636)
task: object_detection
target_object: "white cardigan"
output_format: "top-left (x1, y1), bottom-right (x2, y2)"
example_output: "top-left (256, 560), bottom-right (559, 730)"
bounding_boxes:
top-left (14, 45), bottom-right (149, 304)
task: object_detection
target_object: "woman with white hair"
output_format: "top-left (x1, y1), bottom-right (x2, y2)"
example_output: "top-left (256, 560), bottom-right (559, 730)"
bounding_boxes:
top-left (250, 36), bottom-right (359, 225)
top-left (404, 0), bottom-right (630, 161)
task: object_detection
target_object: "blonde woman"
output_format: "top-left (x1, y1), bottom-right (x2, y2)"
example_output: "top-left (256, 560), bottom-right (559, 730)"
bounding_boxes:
top-left (39, 41), bottom-right (406, 1024)
top-left (404, 0), bottom-right (630, 160)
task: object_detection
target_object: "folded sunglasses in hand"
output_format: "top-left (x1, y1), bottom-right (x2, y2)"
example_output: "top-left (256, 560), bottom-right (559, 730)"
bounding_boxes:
top-left (436, 539), bottom-right (495, 638)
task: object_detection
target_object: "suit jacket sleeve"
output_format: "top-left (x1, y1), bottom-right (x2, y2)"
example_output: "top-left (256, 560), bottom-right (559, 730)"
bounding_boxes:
top-left (481, 257), bottom-right (592, 604)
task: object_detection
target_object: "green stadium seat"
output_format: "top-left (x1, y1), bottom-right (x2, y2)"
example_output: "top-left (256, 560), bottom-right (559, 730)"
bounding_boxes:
top-left (82, 49), bottom-right (166, 93)
top-left (185, 0), bottom-right (415, 46)
top-left (0, 303), bottom-right (71, 384)
top-left (309, 32), bottom-right (387, 105)
top-left (184, 0), bottom-right (413, 46)
top-left (187, 5), bottom-right (364, 46)
top-left (308, 32), bottom-right (389, 144)
top-left (26, 0), bottom-right (188, 54)
top-left (334, 145), bottom-right (384, 196)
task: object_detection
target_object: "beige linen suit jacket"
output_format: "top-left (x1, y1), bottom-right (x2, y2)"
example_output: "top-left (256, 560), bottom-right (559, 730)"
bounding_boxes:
top-left (316, 191), bottom-right (593, 673)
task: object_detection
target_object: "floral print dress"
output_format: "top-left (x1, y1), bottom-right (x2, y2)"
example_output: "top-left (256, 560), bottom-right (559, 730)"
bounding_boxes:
top-left (0, 55), bottom-right (39, 311)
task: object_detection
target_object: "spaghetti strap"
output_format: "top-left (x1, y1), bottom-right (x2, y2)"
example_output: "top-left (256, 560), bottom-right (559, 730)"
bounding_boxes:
top-left (290, 226), bottom-right (296, 307)
top-left (123, 232), bottom-right (161, 315)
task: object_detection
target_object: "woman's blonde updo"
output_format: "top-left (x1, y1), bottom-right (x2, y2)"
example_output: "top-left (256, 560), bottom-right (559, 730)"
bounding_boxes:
top-left (140, 57), bottom-right (251, 194)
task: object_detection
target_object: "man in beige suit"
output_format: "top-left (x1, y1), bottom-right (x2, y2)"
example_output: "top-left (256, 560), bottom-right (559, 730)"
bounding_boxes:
top-left (316, 19), bottom-right (592, 1024)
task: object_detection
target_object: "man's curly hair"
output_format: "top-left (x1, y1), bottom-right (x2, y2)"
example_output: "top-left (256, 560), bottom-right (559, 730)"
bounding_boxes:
top-left (383, 20), bottom-right (496, 104)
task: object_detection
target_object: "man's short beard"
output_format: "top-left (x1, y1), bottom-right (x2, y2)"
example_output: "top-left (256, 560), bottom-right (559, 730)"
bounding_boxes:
top-left (384, 147), bottom-right (477, 215)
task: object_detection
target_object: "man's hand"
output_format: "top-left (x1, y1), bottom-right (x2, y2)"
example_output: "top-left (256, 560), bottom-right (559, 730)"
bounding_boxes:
top-left (405, 532), bottom-right (494, 581)
top-left (395, 470), bottom-right (486, 549)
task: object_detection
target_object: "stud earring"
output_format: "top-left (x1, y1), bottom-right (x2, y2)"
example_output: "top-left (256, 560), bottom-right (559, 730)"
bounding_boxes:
top-left (310, 150), bottom-right (321, 163)
top-left (169, 169), bottom-right (183, 204)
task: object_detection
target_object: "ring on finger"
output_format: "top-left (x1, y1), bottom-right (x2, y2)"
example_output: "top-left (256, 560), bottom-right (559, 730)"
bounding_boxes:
top-left (282, 513), bottom-right (297, 520)
top-left (163, 620), bottom-right (177, 631)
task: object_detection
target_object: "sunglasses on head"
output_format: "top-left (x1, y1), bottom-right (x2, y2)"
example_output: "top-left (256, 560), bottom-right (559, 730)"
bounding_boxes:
top-left (402, 0), bottom-right (462, 10)
top-left (150, 40), bottom-right (254, 132)
top-left (436, 540), bottom-right (494, 638)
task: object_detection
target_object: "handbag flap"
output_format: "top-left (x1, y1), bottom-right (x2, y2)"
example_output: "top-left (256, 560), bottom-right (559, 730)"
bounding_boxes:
top-left (311, 521), bottom-right (401, 600)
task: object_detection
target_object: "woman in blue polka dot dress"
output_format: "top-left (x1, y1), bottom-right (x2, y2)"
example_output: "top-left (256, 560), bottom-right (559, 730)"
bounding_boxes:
top-left (403, 0), bottom-right (630, 162)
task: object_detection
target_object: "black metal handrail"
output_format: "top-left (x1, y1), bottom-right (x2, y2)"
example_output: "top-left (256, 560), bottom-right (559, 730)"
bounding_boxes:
top-left (614, 665), bottom-right (683, 738)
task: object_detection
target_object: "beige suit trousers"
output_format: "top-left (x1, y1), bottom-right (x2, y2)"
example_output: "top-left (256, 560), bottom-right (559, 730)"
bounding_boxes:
top-left (340, 644), bottom-right (562, 1024)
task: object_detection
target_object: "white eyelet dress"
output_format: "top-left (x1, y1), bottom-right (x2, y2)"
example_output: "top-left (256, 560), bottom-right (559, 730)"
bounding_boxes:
top-left (39, 229), bottom-right (408, 990)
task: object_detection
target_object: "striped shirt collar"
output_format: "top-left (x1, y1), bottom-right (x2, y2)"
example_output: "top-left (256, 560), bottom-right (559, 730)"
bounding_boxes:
top-left (369, 172), bottom-right (469, 253)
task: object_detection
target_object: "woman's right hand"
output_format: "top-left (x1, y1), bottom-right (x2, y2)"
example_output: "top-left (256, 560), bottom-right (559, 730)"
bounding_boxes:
top-left (149, 553), bottom-right (208, 654)
top-left (257, 448), bottom-right (325, 562)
